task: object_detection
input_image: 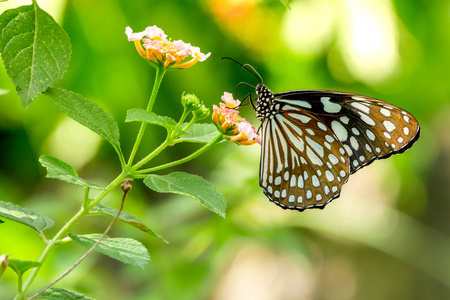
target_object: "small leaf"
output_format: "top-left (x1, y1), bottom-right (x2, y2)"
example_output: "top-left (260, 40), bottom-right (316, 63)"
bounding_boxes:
top-left (0, 3), bottom-right (71, 107)
top-left (91, 203), bottom-right (167, 243)
top-left (126, 108), bottom-right (177, 129)
top-left (144, 172), bottom-right (226, 218)
top-left (177, 123), bottom-right (220, 143)
top-left (0, 201), bottom-right (54, 232)
top-left (68, 233), bottom-right (150, 269)
top-left (8, 259), bottom-right (41, 277)
top-left (39, 155), bottom-right (102, 189)
top-left (44, 87), bottom-right (121, 152)
top-left (37, 287), bottom-right (94, 300)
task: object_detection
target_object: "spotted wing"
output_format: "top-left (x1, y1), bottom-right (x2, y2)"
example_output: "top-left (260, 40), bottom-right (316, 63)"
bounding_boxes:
top-left (259, 90), bottom-right (420, 211)
top-left (259, 107), bottom-right (350, 211)
top-left (274, 90), bottom-right (420, 174)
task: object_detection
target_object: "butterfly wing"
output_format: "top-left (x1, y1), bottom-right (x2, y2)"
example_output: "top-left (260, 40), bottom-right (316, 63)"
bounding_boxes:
top-left (275, 90), bottom-right (420, 173)
top-left (259, 90), bottom-right (420, 211)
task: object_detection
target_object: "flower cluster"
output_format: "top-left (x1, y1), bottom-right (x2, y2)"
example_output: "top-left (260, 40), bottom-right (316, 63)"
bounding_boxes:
top-left (125, 26), bottom-right (211, 69)
top-left (212, 92), bottom-right (261, 146)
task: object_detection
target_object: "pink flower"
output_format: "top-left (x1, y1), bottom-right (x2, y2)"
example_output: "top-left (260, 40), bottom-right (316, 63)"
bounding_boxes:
top-left (221, 92), bottom-right (241, 108)
top-left (125, 25), bottom-right (211, 69)
top-left (212, 92), bottom-right (261, 146)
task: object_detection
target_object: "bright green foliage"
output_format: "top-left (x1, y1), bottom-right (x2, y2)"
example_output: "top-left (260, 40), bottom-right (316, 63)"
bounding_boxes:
top-left (176, 123), bottom-right (219, 143)
top-left (144, 172), bottom-right (226, 218)
top-left (39, 155), bottom-right (102, 189)
top-left (0, 3), bottom-right (71, 107)
top-left (44, 87), bottom-right (121, 154)
top-left (38, 287), bottom-right (95, 300)
top-left (91, 203), bottom-right (167, 243)
top-left (125, 108), bottom-right (177, 129)
top-left (0, 201), bottom-right (54, 232)
top-left (67, 233), bottom-right (150, 269)
top-left (7, 259), bottom-right (41, 278)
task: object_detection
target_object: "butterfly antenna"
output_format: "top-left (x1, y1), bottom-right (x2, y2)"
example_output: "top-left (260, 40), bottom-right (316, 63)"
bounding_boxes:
top-left (221, 57), bottom-right (263, 83)
top-left (243, 63), bottom-right (263, 83)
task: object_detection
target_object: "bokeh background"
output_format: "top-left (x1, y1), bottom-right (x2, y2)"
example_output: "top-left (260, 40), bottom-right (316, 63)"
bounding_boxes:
top-left (1, 0), bottom-right (449, 299)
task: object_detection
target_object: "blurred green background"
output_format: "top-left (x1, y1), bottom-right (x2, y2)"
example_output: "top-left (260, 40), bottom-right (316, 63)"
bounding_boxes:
top-left (1, 0), bottom-right (449, 299)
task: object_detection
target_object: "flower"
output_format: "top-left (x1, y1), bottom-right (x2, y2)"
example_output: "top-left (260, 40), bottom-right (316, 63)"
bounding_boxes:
top-left (125, 26), bottom-right (211, 69)
top-left (221, 92), bottom-right (240, 108)
top-left (212, 92), bottom-right (261, 146)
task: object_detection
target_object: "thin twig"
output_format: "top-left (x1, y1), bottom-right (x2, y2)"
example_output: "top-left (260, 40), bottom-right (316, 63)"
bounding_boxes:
top-left (28, 179), bottom-right (133, 300)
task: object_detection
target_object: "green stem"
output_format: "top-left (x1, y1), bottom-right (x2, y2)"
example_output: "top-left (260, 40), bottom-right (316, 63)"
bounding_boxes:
top-left (127, 66), bottom-right (166, 167)
top-left (136, 133), bottom-right (223, 175)
top-left (130, 136), bottom-right (172, 172)
top-left (19, 172), bottom-right (128, 298)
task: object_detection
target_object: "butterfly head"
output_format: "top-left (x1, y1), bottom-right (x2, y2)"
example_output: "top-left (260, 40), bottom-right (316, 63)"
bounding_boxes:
top-left (255, 83), bottom-right (275, 120)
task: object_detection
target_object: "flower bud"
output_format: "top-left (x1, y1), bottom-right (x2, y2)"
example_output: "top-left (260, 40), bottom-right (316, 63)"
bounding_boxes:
top-left (181, 93), bottom-right (202, 111)
top-left (194, 105), bottom-right (211, 120)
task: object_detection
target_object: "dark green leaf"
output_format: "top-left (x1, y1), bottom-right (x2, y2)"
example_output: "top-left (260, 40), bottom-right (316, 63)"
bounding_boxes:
top-left (91, 203), bottom-right (167, 243)
top-left (37, 287), bottom-right (94, 300)
top-left (8, 259), bottom-right (41, 277)
top-left (177, 123), bottom-right (220, 143)
top-left (0, 201), bottom-right (54, 232)
top-left (0, 3), bottom-right (71, 107)
top-left (68, 233), bottom-right (150, 269)
top-left (39, 155), bottom-right (102, 189)
top-left (125, 108), bottom-right (177, 129)
top-left (44, 87), bottom-right (121, 152)
top-left (144, 172), bottom-right (226, 218)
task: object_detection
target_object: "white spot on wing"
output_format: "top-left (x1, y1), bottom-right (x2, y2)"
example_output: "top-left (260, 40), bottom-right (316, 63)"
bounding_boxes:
top-left (351, 102), bottom-right (370, 114)
top-left (279, 100), bottom-right (312, 109)
top-left (340, 116), bottom-right (350, 124)
top-left (383, 120), bottom-right (396, 132)
top-left (359, 112), bottom-right (376, 126)
top-left (289, 195), bottom-right (295, 203)
top-left (380, 108), bottom-right (391, 117)
top-left (306, 146), bottom-right (324, 166)
top-left (325, 170), bottom-right (334, 182)
top-left (312, 175), bottom-right (320, 187)
top-left (331, 121), bottom-right (348, 141)
top-left (350, 136), bottom-right (359, 150)
top-left (366, 130), bottom-right (376, 141)
top-left (321, 97), bottom-right (341, 113)
top-left (306, 136), bottom-right (324, 158)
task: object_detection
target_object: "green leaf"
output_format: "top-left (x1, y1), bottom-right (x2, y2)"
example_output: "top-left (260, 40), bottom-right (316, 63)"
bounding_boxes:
top-left (0, 201), bottom-right (54, 232)
top-left (0, 3), bottom-right (71, 107)
top-left (177, 123), bottom-right (220, 143)
top-left (37, 287), bottom-right (94, 300)
top-left (125, 108), bottom-right (177, 129)
top-left (68, 233), bottom-right (150, 269)
top-left (44, 87), bottom-right (121, 152)
top-left (91, 203), bottom-right (167, 243)
top-left (7, 259), bottom-right (41, 277)
top-left (0, 89), bottom-right (9, 95)
top-left (144, 172), bottom-right (226, 218)
top-left (39, 155), bottom-right (102, 189)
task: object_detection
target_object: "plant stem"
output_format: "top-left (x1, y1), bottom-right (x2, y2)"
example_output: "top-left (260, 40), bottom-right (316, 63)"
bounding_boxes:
top-left (136, 133), bottom-right (223, 174)
top-left (127, 66), bottom-right (166, 167)
top-left (18, 172), bottom-right (128, 299)
top-left (28, 181), bottom-right (131, 300)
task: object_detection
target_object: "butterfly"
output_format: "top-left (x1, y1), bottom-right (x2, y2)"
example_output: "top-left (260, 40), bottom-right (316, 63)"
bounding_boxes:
top-left (225, 58), bottom-right (421, 211)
